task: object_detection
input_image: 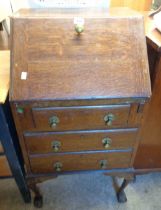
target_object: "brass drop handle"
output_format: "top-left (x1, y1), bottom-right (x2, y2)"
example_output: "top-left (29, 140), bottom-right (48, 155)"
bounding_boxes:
top-left (75, 24), bottom-right (84, 34)
top-left (102, 137), bottom-right (112, 149)
top-left (100, 160), bottom-right (108, 169)
top-left (51, 141), bottom-right (61, 152)
top-left (49, 116), bottom-right (60, 128)
top-left (104, 113), bottom-right (115, 126)
top-left (54, 162), bottom-right (63, 172)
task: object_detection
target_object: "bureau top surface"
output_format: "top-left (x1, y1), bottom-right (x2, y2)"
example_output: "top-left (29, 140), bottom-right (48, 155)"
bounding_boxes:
top-left (10, 8), bottom-right (151, 102)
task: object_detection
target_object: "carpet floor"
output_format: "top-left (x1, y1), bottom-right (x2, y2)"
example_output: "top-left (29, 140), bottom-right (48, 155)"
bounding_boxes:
top-left (0, 172), bottom-right (160, 210)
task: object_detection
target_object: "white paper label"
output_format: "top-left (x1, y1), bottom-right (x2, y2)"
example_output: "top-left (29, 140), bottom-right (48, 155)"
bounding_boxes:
top-left (74, 17), bottom-right (84, 25)
top-left (21, 72), bottom-right (27, 80)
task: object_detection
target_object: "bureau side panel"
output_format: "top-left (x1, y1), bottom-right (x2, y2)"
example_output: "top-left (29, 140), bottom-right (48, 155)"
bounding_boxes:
top-left (134, 50), bottom-right (161, 169)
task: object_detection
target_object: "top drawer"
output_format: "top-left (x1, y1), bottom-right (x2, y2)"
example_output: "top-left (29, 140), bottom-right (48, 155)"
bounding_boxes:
top-left (18, 105), bottom-right (130, 131)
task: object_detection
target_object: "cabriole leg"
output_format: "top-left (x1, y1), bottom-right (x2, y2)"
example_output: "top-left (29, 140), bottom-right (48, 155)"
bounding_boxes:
top-left (28, 180), bottom-right (43, 208)
top-left (112, 175), bottom-right (134, 203)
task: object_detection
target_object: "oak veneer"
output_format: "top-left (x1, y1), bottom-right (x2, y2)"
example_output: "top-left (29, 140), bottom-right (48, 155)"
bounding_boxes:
top-left (30, 152), bottom-right (132, 174)
top-left (10, 8), bottom-right (151, 102)
top-left (32, 105), bottom-right (130, 131)
top-left (10, 8), bottom-right (151, 207)
top-left (25, 128), bottom-right (137, 154)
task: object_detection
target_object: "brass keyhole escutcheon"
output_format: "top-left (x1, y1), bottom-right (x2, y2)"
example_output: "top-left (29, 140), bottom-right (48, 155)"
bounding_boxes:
top-left (54, 162), bottom-right (63, 172)
top-left (102, 137), bottom-right (112, 149)
top-left (100, 160), bottom-right (108, 169)
top-left (49, 116), bottom-right (60, 128)
top-left (104, 113), bottom-right (116, 126)
top-left (51, 141), bottom-right (61, 152)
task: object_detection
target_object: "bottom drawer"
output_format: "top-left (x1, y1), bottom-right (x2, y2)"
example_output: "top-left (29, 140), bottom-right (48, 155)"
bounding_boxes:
top-left (0, 156), bottom-right (12, 177)
top-left (30, 152), bottom-right (132, 174)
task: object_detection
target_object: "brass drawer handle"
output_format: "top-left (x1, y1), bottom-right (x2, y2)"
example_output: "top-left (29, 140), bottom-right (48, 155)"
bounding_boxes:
top-left (49, 116), bottom-right (60, 128)
top-left (54, 162), bottom-right (63, 172)
top-left (51, 141), bottom-right (61, 152)
top-left (104, 113), bottom-right (116, 126)
top-left (102, 137), bottom-right (112, 149)
top-left (100, 160), bottom-right (108, 169)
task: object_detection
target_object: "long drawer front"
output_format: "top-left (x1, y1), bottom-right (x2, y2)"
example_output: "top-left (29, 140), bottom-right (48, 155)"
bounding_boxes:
top-left (32, 105), bottom-right (130, 131)
top-left (25, 129), bottom-right (137, 154)
top-left (0, 156), bottom-right (12, 177)
top-left (30, 152), bottom-right (132, 174)
top-left (17, 105), bottom-right (131, 131)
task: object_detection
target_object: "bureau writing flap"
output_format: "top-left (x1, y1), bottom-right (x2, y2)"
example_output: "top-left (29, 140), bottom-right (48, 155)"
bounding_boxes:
top-left (10, 8), bottom-right (151, 102)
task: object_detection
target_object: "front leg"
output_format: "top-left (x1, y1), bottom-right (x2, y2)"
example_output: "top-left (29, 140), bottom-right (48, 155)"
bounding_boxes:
top-left (27, 175), bottom-right (58, 208)
top-left (112, 175), bottom-right (134, 203)
top-left (116, 178), bottom-right (131, 203)
top-left (28, 179), bottom-right (43, 208)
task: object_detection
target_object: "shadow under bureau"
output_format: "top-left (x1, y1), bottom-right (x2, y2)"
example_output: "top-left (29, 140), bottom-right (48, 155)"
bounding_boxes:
top-left (9, 8), bottom-right (151, 208)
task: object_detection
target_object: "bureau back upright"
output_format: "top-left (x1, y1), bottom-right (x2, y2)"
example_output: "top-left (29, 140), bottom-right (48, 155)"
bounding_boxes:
top-left (10, 8), bottom-right (151, 207)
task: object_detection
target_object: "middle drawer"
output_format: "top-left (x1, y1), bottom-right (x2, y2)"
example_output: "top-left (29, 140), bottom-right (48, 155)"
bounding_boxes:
top-left (24, 128), bottom-right (137, 154)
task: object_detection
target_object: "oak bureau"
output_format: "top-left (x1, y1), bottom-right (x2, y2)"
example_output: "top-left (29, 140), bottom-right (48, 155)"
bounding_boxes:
top-left (10, 8), bottom-right (151, 208)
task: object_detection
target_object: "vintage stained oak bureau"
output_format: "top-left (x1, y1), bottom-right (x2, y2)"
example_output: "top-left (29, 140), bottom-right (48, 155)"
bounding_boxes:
top-left (10, 8), bottom-right (151, 207)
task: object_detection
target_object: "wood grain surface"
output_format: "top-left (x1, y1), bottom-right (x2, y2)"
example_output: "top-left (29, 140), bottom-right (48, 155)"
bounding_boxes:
top-left (30, 151), bottom-right (132, 174)
top-left (25, 128), bottom-right (138, 154)
top-left (10, 8), bottom-right (151, 102)
top-left (9, 9), bottom-right (151, 183)
top-left (32, 105), bottom-right (130, 131)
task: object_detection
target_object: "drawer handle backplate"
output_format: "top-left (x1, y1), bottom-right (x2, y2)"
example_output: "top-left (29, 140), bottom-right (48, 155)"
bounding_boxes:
top-left (104, 113), bottom-right (116, 126)
top-left (100, 160), bottom-right (108, 169)
top-left (51, 141), bottom-right (61, 152)
top-left (102, 137), bottom-right (112, 149)
top-left (54, 162), bottom-right (63, 172)
top-left (49, 116), bottom-right (60, 128)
